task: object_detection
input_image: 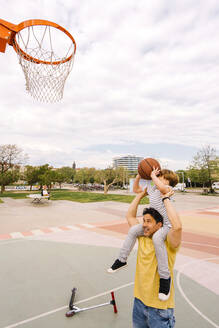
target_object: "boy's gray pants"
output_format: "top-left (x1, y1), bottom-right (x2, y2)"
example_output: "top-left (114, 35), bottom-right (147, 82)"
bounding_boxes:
top-left (118, 224), bottom-right (170, 279)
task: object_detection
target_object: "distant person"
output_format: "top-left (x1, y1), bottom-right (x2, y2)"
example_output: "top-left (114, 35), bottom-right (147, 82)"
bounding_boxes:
top-left (41, 185), bottom-right (49, 197)
top-left (108, 168), bottom-right (179, 301)
top-left (127, 188), bottom-right (181, 327)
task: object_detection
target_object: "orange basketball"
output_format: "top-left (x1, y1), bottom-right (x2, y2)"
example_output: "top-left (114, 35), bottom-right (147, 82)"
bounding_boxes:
top-left (138, 158), bottom-right (161, 180)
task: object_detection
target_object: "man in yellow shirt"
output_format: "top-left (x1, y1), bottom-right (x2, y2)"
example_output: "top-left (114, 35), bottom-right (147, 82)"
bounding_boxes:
top-left (126, 188), bottom-right (182, 328)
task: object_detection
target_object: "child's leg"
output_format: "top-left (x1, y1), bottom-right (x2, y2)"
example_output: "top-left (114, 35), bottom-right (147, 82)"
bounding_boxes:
top-left (119, 223), bottom-right (144, 262)
top-left (152, 226), bottom-right (171, 301)
top-left (152, 226), bottom-right (170, 279)
top-left (108, 224), bottom-right (143, 273)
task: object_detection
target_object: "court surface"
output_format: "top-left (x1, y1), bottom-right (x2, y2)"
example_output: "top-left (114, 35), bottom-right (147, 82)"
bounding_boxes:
top-left (0, 192), bottom-right (219, 328)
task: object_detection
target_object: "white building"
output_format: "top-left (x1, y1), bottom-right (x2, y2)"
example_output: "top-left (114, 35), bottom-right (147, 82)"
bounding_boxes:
top-left (113, 155), bottom-right (143, 172)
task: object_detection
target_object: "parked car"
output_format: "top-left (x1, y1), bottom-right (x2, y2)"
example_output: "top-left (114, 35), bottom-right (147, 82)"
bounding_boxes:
top-left (173, 183), bottom-right (186, 191)
top-left (212, 182), bottom-right (219, 190)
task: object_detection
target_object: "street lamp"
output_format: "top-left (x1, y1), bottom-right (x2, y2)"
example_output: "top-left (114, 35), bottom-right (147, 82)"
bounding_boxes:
top-left (178, 171), bottom-right (185, 192)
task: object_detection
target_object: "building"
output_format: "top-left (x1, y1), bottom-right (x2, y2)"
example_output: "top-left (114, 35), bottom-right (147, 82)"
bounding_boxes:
top-left (113, 155), bottom-right (143, 172)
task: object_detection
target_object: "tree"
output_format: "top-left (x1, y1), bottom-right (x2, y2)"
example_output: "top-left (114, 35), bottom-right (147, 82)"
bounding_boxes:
top-left (23, 165), bottom-right (39, 190)
top-left (54, 169), bottom-right (66, 189)
top-left (95, 166), bottom-right (126, 194)
top-left (36, 164), bottom-right (51, 189)
top-left (39, 169), bottom-right (56, 190)
top-left (190, 145), bottom-right (218, 192)
top-left (58, 166), bottom-right (76, 183)
top-left (0, 170), bottom-right (19, 192)
top-left (74, 168), bottom-right (96, 185)
top-left (0, 144), bottom-right (27, 193)
top-left (186, 167), bottom-right (201, 187)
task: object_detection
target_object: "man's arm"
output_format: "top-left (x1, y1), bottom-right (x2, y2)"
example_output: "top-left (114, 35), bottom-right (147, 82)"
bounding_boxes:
top-left (126, 189), bottom-right (147, 227)
top-left (133, 174), bottom-right (145, 193)
top-left (162, 191), bottom-right (182, 248)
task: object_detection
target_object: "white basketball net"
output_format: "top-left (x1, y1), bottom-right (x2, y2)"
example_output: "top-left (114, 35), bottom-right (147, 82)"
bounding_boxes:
top-left (14, 25), bottom-right (75, 103)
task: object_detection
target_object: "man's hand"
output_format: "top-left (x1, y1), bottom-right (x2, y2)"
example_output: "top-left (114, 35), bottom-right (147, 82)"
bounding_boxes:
top-left (138, 187), bottom-right (147, 199)
top-left (162, 189), bottom-right (174, 199)
top-left (133, 174), bottom-right (144, 193)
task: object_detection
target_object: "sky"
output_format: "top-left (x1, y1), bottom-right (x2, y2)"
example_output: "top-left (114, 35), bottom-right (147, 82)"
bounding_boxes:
top-left (0, 0), bottom-right (219, 171)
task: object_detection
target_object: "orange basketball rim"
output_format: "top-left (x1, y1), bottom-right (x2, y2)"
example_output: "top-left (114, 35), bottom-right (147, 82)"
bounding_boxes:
top-left (0, 18), bottom-right (76, 62)
top-left (0, 19), bottom-right (77, 102)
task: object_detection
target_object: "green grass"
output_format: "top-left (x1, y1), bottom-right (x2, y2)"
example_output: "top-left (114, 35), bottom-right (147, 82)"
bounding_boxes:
top-left (0, 190), bottom-right (149, 204)
top-left (50, 190), bottom-right (149, 204)
top-left (0, 192), bottom-right (32, 199)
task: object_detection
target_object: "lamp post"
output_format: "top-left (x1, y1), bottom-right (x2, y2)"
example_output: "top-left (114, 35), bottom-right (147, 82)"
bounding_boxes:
top-left (178, 171), bottom-right (185, 192)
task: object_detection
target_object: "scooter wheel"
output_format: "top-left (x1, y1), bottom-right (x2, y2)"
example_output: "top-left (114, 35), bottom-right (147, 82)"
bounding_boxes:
top-left (66, 310), bottom-right (75, 317)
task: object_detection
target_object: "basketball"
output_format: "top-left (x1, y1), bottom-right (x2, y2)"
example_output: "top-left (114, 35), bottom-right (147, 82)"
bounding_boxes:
top-left (138, 158), bottom-right (161, 180)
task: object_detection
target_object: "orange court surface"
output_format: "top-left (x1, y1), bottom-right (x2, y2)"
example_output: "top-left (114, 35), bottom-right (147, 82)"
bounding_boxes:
top-left (0, 192), bottom-right (219, 328)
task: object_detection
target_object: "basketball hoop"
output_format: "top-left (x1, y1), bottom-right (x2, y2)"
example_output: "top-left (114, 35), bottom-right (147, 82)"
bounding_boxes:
top-left (0, 19), bottom-right (76, 103)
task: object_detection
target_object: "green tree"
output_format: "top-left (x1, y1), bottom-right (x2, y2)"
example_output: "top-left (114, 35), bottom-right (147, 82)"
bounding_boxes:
top-left (74, 168), bottom-right (95, 184)
top-left (23, 165), bottom-right (39, 190)
top-left (54, 169), bottom-right (66, 189)
top-left (58, 166), bottom-right (76, 183)
top-left (95, 166), bottom-right (126, 194)
top-left (0, 144), bottom-right (27, 193)
top-left (186, 167), bottom-right (201, 187)
top-left (190, 145), bottom-right (218, 192)
top-left (209, 158), bottom-right (219, 182)
top-left (39, 169), bottom-right (56, 190)
top-left (0, 170), bottom-right (19, 192)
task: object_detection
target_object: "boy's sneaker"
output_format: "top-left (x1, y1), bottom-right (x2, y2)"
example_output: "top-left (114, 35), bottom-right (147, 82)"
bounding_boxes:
top-left (107, 259), bottom-right (127, 273)
top-left (159, 277), bottom-right (171, 301)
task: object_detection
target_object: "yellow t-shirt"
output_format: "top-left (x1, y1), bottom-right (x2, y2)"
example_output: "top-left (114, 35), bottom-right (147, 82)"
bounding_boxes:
top-left (134, 235), bottom-right (178, 309)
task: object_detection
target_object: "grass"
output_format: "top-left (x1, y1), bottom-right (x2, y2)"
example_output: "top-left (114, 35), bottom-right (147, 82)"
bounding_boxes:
top-left (50, 190), bottom-right (149, 204)
top-left (0, 192), bottom-right (31, 199)
top-left (0, 189), bottom-right (149, 204)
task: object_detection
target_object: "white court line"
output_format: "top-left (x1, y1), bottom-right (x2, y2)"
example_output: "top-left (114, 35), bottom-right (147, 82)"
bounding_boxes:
top-left (81, 223), bottom-right (95, 228)
top-left (177, 256), bottom-right (219, 328)
top-left (65, 225), bottom-right (81, 230)
top-left (49, 227), bottom-right (63, 233)
top-left (182, 241), bottom-right (219, 249)
top-left (2, 282), bottom-right (134, 328)
top-left (206, 209), bottom-right (219, 213)
top-left (2, 237), bottom-right (219, 327)
top-left (31, 229), bottom-right (45, 235)
top-left (10, 232), bottom-right (25, 239)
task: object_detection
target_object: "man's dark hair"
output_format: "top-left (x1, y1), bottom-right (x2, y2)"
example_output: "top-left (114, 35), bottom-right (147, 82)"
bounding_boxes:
top-left (143, 207), bottom-right (163, 225)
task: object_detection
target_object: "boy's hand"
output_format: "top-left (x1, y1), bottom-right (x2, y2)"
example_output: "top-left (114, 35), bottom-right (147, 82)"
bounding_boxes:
top-left (150, 167), bottom-right (160, 179)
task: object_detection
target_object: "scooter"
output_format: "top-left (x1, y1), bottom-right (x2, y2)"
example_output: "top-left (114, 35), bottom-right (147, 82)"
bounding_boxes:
top-left (65, 287), bottom-right (118, 317)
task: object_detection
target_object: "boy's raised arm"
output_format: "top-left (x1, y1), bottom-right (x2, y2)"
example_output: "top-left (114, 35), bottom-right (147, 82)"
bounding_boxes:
top-left (151, 168), bottom-right (171, 194)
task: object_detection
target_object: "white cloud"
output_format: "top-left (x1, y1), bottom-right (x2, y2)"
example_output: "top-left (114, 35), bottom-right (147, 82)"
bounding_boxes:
top-left (0, 0), bottom-right (219, 169)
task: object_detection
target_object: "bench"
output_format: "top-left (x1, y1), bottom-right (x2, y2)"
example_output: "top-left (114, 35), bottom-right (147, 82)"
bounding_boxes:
top-left (27, 194), bottom-right (50, 203)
